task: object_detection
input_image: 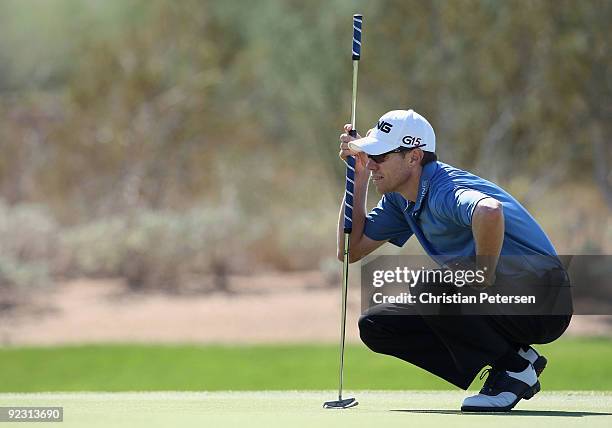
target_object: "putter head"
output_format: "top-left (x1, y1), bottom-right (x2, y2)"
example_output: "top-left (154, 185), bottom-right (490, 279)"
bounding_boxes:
top-left (323, 397), bottom-right (358, 409)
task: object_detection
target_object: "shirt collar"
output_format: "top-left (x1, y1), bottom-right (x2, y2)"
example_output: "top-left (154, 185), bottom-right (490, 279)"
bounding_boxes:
top-left (412, 161), bottom-right (438, 214)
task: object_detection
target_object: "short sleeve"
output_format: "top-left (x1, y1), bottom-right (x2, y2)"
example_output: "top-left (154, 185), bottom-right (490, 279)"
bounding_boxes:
top-left (432, 187), bottom-right (492, 227)
top-left (363, 193), bottom-right (413, 247)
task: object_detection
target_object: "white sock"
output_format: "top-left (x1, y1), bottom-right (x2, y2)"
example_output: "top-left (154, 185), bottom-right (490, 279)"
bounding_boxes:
top-left (518, 347), bottom-right (539, 364)
top-left (507, 364), bottom-right (537, 387)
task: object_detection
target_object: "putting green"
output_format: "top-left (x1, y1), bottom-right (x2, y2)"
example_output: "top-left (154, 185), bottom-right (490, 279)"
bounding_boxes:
top-left (1, 391), bottom-right (610, 428)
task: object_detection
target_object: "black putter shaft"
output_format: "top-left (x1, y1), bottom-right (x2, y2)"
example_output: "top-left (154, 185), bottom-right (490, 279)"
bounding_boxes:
top-left (323, 13), bottom-right (363, 410)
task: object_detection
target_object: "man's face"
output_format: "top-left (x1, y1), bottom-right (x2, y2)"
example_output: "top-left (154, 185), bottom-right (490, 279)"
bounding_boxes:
top-left (366, 149), bottom-right (416, 194)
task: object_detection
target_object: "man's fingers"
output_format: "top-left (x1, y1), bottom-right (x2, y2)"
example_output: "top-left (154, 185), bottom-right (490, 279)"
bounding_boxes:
top-left (339, 140), bottom-right (361, 161)
top-left (339, 133), bottom-right (352, 143)
top-left (339, 132), bottom-right (363, 143)
top-left (338, 125), bottom-right (363, 162)
top-left (339, 149), bottom-right (354, 160)
top-left (339, 151), bottom-right (356, 161)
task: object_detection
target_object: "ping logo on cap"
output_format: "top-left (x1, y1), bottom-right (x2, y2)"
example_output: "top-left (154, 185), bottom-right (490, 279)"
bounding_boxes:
top-left (377, 120), bottom-right (393, 133)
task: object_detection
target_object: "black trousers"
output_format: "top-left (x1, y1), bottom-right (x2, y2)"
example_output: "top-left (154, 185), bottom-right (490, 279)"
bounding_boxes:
top-left (358, 303), bottom-right (571, 390)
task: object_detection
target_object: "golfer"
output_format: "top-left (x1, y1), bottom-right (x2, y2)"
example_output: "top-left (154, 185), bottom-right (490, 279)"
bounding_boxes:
top-left (337, 109), bottom-right (572, 412)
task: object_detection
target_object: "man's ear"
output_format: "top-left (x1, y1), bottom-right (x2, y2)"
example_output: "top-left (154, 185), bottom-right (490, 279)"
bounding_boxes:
top-left (409, 149), bottom-right (423, 165)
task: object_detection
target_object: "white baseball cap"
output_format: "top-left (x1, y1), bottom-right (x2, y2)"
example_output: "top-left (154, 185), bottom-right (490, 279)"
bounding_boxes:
top-left (348, 109), bottom-right (436, 155)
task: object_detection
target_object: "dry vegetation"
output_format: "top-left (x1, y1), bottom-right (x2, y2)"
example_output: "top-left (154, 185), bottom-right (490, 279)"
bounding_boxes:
top-left (0, 0), bottom-right (610, 300)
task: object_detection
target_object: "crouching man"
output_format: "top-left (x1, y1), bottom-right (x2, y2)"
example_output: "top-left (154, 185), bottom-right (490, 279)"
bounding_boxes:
top-left (337, 109), bottom-right (572, 412)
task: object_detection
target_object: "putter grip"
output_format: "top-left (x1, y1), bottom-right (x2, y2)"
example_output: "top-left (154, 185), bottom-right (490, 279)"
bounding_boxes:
top-left (343, 149), bottom-right (356, 234)
top-left (352, 14), bottom-right (362, 60)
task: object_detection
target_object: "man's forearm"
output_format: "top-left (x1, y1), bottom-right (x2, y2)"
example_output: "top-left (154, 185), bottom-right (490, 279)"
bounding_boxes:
top-left (472, 199), bottom-right (504, 283)
top-left (337, 175), bottom-right (369, 261)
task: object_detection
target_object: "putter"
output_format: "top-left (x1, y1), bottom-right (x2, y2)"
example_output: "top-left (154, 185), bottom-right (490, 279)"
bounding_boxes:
top-left (323, 13), bottom-right (362, 410)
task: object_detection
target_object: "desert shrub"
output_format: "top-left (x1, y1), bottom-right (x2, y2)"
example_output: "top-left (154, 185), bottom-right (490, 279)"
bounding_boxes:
top-left (0, 200), bottom-right (56, 289)
top-left (60, 201), bottom-right (262, 291)
top-left (0, 255), bottom-right (50, 290)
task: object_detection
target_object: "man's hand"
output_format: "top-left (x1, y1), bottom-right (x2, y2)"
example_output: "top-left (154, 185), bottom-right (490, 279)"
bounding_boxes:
top-left (339, 124), bottom-right (369, 180)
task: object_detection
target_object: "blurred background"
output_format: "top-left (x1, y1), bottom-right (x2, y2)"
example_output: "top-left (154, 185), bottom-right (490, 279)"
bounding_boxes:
top-left (0, 0), bottom-right (611, 391)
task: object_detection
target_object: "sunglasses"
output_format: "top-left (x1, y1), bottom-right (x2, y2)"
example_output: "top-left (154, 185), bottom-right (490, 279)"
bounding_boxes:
top-left (367, 146), bottom-right (424, 164)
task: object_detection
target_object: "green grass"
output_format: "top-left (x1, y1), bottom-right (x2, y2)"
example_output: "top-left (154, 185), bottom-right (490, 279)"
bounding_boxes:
top-left (1, 392), bottom-right (611, 428)
top-left (0, 338), bottom-right (611, 392)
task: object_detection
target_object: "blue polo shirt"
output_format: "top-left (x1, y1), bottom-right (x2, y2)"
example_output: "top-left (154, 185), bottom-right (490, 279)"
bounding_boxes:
top-left (364, 161), bottom-right (561, 276)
